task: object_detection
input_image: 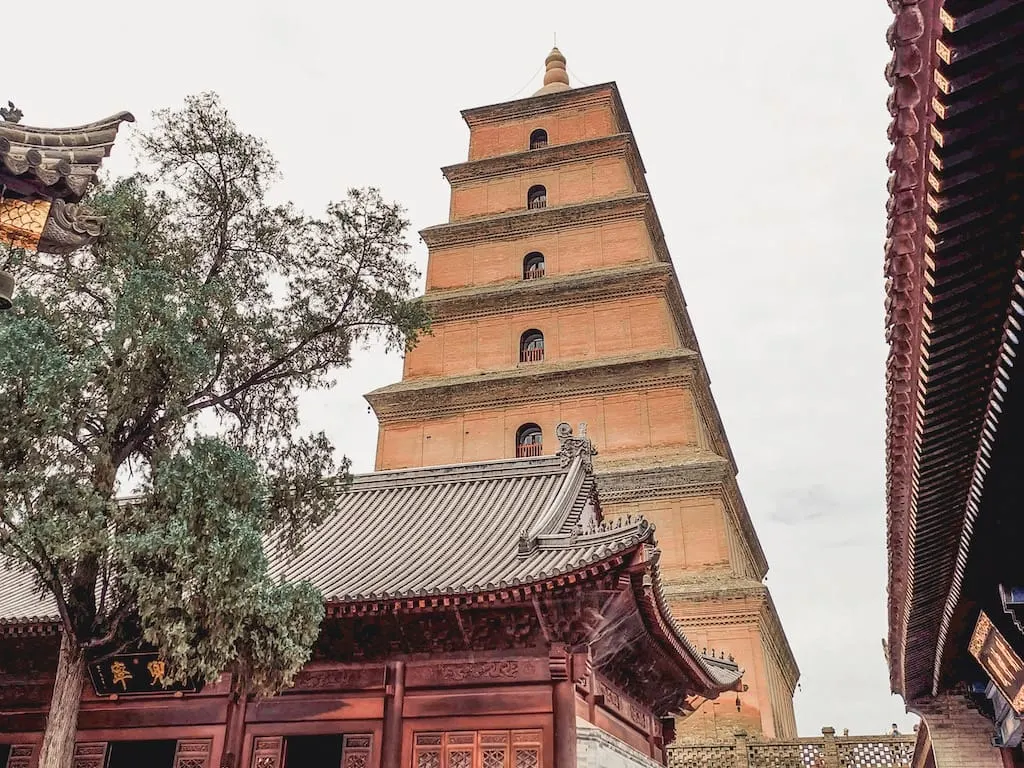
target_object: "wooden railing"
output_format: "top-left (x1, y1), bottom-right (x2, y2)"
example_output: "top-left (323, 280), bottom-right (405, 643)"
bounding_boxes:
top-left (521, 347), bottom-right (544, 363)
top-left (516, 442), bottom-right (543, 458)
top-left (669, 728), bottom-right (917, 768)
top-left (524, 266), bottom-right (545, 279)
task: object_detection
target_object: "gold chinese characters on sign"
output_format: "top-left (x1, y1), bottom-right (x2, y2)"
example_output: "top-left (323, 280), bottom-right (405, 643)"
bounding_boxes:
top-left (0, 198), bottom-right (50, 250)
top-left (87, 652), bottom-right (200, 697)
top-left (969, 611), bottom-right (1024, 714)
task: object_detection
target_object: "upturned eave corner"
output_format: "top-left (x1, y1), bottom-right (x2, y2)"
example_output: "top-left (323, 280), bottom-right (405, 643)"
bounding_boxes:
top-left (0, 109), bottom-right (135, 254)
top-left (641, 555), bottom-right (744, 699)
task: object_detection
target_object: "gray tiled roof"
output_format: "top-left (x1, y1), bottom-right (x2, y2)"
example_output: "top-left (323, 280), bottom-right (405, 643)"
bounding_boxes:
top-left (0, 455), bottom-right (635, 622)
top-left (0, 562), bottom-right (55, 626)
top-left (267, 454), bottom-right (642, 601)
top-left (0, 112), bottom-right (134, 201)
top-left (0, 452), bottom-right (741, 693)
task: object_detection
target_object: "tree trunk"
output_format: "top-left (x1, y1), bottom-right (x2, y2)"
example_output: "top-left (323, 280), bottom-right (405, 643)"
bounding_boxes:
top-left (38, 632), bottom-right (85, 768)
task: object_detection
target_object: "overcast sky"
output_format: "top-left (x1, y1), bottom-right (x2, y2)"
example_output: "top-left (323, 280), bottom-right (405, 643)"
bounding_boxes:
top-left (11, 0), bottom-right (914, 737)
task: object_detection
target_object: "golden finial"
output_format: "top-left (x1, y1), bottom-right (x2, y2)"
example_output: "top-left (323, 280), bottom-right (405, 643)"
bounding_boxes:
top-left (533, 46), bottom-right (571, 96)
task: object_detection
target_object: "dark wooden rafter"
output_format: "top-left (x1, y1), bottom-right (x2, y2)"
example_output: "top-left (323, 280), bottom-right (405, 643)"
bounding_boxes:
top-left (884, 0), bottom-right (1024, 704)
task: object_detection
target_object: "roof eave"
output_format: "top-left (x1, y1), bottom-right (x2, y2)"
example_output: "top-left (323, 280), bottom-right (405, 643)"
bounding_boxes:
top-left (627, 546), bottom-right (743, 699)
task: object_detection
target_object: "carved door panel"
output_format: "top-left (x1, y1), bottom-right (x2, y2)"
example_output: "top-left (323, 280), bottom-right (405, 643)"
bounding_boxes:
top-left (340, 735), bottom-right (372, 768)
top-left (249, 735), bottom-right (370, 768)
top-left (413, 732), bottom-right (541, 768)
top-left (72, 742), bottom-right (108, 768)
top-left (250, 737), bottom-right (284, 768)
top-left (173, 740), bottom-right (212, 768)
top-left (5, 744), bottom-right (37, 768)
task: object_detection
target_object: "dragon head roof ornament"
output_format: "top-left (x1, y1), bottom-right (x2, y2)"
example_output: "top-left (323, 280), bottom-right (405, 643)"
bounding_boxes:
top-left (555, 422), bottom-right (598, 472)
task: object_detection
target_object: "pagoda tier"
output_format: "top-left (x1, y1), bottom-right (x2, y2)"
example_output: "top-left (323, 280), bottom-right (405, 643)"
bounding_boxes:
top-left (367, 53), bottom-right (799, 740)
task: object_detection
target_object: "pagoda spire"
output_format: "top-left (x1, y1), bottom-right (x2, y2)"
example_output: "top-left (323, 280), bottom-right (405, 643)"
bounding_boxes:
top-left (533, 46), bottom-right (571, 96)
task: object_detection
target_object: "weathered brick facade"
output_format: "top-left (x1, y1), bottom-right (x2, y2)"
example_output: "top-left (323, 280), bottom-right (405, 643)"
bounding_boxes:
top-left (366, 63), bottom-right (800, 740)
top-left (913, 698), bottom-right (1005, 768)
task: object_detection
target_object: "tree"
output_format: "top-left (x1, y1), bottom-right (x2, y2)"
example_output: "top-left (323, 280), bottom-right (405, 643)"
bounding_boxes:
top-left (0, 93), bottom-right (429, 768)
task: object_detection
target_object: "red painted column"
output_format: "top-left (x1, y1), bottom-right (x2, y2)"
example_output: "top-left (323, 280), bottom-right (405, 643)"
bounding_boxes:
top-left (550, 646), bottom-right (577, 768)
top-left (381, 661), bottom-right (407, 768)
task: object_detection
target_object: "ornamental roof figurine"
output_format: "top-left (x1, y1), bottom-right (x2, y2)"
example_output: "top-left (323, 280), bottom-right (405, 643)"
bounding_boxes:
top-left (0, 106), bottom-right (134, 255)
top-left (533, 46), bottom-right (571, 96)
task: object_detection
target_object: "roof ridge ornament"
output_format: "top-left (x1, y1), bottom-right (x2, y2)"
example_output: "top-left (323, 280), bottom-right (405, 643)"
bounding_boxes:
top-left (533, 47), bottom-right (571, 96)
top-left (1, 102), bottom-right (22, 124)
top-left (555, 422), bottom-right (597, 472)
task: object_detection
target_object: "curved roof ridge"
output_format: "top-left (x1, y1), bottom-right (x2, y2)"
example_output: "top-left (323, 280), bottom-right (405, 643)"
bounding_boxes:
top-left (521, 455), bottom-right (588, 540)
top-left (0, 110), bottom-right (134, 205)
top-left (2, 111), bottom-right (135, 136)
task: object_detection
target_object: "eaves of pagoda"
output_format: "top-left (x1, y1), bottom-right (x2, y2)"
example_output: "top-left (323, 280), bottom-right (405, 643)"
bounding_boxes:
top-left (599, 459), bottom-right (771, 581)
top-left (441, 133), bottom-right (648, 189)
top-left (367, 348), bottom-right (699, 420)
top-left (459, 82), bottom-right (636, 147)
top-left (421, 261), bottom-right (696, 342)
top-left (884, 0), bottom-right (1024, 705)
top-left (419, 194), bottom-right (668, 258)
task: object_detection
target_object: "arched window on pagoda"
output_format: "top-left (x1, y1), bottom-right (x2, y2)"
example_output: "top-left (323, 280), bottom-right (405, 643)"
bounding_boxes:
top-left (527, 185), bottom-right (547, 210)
top-left (529, 129), bottom-right (548, 150)
top-left (523, 252), bottom-right (545, 280)
top-left (520, 330), bottom-right (544, 363)
top-left (516, 424), bottom-right (543, 457)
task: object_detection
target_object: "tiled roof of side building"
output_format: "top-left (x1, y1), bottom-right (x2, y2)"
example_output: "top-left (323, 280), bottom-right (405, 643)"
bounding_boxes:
top-left (0, 439), bottom-right (741, 695)
top-left (0, 111), bottom-right (135, 201)
top-left (266, 453), bottom-right (627, 600)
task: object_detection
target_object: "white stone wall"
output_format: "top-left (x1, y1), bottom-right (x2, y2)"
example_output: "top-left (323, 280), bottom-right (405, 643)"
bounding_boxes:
top-left (577, 719), bottom-right (662, 768)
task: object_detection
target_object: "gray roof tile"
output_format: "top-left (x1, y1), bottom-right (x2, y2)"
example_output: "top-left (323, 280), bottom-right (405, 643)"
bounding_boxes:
top-left (0, 452), bottom-right (741, 693)
top-left (266, 454), bottom-right (640, 600)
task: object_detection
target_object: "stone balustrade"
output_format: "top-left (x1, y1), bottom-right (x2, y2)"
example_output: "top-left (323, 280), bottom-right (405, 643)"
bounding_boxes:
top-left (669, 728), bottom-right (916, 768)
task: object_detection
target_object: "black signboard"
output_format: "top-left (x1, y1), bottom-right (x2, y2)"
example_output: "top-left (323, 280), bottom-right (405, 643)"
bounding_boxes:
top-left (87, 652), bottom-right (200, 697)
top-left (970, 611), bottom-right (1024, 715)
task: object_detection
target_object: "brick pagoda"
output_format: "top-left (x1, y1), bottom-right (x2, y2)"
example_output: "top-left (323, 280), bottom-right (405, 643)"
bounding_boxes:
top-left (367, 47), bottom-right (800, 741)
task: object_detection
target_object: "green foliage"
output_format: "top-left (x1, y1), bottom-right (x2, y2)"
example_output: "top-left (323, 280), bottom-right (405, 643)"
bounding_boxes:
top-left (116, 438), bottom-right (325, 694)
top-left (0, 92), bottom-right (428, 692)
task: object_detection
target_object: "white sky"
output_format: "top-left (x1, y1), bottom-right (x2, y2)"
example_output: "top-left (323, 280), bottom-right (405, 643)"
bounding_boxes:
top-left (11, 0), bottom-right (916, 737)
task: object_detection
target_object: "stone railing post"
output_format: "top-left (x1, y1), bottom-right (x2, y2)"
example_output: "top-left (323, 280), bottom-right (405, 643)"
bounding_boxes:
top-left (734, 730), bottom-right (750, 768)
top-left (821, 727), bottom-right (840, 768)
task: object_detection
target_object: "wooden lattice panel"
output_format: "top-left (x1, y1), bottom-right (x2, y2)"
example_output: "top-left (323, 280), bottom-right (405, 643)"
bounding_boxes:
top-left (251, 736), bottom-right (284, 768)
top-left (6, 745), bottom-right (37, 768)
top-left (341, 735), bottom-right (372, 768)
top-left (173, 739), bottom-right (212, 768)
top-left (414, 730), bottom-right (542, 768)
top-left (838, 741), bottom-right (914, 768)
top-left (73, 742), bottom-right (108, 768)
